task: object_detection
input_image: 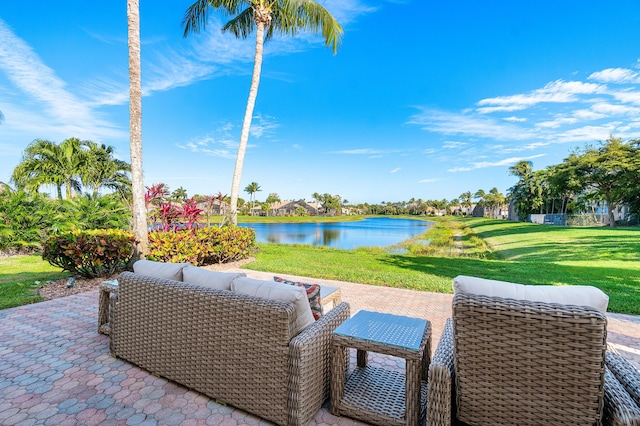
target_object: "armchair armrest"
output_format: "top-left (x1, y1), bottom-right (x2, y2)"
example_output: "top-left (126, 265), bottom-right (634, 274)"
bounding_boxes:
top-left (287, 302), bottom-right (351, 426)
top-left (604, 352), bottom-right (640, 425)
top-left (427, 318), bottom-right (456, 426)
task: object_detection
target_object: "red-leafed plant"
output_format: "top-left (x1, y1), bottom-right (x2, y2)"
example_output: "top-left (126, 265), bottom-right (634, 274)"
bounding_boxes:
top-left (180, 198), bottom-right (203, 230)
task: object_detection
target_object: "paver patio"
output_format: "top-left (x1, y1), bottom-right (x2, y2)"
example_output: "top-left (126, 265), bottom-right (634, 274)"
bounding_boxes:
top-left (1, 269), bottom-right (639, 426)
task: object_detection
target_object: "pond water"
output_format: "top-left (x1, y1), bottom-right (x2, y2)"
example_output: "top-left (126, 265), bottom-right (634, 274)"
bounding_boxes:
top-left (239, 217), bottom-right (431, 250)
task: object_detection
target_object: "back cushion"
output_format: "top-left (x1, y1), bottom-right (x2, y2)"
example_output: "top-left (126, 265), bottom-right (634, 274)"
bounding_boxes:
top-left (182, 266), bottom-right (245, 291)
top-left (231, 276), bottom-right (315, 334)
top-left (132, 260), bottom-right (191, 281)
top-left (453, 275), bottom-right (609, 313)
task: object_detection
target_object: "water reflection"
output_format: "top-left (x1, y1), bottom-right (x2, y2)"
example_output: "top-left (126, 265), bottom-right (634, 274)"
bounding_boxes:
top-left (240, 217), bottom-right (430, 250)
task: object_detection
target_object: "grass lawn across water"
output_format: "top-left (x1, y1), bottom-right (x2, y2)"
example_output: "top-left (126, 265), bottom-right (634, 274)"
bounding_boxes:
top-left (1, 217), bottom-right (638, 314)
top-left (242, 217), bottom-right (640, 314)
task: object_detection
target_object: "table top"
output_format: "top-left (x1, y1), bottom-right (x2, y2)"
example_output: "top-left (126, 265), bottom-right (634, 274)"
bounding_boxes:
top-left (333, 310), bottom-right (428, 351)
top-left (100, 279), bottom-right (119, 290)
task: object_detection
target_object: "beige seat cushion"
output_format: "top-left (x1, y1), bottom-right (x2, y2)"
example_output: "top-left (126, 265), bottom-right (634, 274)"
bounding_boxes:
top-left (231, 276), bottom-right (315, 333)
top-left (182, 266), bottom-right (245, 291)
top-left (132, 260), bottom-right (191, 281)
top-left (453, 275), bottom-right (609, 312)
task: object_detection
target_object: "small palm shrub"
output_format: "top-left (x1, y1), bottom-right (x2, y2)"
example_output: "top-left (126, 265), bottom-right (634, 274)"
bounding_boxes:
top-left (147, 225), bottom-right (256, 265)
top-left (42, 229), bottom-right (136, 278)
top-left (0, 190), bottom-right (57, 254)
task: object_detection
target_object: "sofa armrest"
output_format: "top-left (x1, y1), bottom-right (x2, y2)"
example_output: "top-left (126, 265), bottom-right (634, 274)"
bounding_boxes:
top-left (604, 352), bottom-right (640, 426)
top-left (607, 352), bottom-right (640, 407)
top-left (604, 368), bottom-right (640, 426)
top-left (427, 318), bottom-right (456, 426)
top-left (287, 302), bottom-right (351, 426)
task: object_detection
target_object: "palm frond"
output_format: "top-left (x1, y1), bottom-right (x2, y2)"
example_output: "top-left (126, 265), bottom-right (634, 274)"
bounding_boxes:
top-left (271, 0), bottom-right (343, 53)
top-left (221, 7), bottom-right (255, 39)
top-left (183, 0), bottom-right (250, 37)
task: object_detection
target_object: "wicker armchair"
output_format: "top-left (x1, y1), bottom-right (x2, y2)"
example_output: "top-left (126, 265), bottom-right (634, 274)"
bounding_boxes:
top-left (427, 293), bottom-right (640, 426)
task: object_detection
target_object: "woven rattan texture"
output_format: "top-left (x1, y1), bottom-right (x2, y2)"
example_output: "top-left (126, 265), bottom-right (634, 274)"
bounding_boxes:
top-left (604, 352), bottom-right (640, 425)
top-left (338, 366), bottom-right (428, 426)
top-left (452, 293), bottom-right (608, 426)
top-left (427, 318), bottom-right (455, 426)
top-left (111, 271), bottom-right (350, 426)
top-left (331, 312), bottom-right (430, 426)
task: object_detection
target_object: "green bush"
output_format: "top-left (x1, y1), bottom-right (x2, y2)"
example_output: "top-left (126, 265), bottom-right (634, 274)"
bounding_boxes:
top-left (147, 225), bottom-right (256, 265)
top-left (42, 229), bottom-right (136, 278)
top-left (0, 190), bottom-right (57, 254)
top-left (0, 190), bottom-right (131, 256)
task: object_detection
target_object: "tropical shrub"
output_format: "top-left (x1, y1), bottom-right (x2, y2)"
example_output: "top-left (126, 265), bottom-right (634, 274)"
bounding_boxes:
top-left (59, 194), bottom-right (131, 231)
top-left (42, 229), bottom-right (136, 278)
top-left (147, 225), bottom-right (256, 265)
top-left (0, 190), bottom-right (57, 254)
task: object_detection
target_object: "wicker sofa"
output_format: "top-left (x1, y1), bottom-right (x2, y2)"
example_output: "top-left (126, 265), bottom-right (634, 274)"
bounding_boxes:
top-left (426, 276), bottom-right (640, 426)
top-left (110, 266), bottom-right (350, 426)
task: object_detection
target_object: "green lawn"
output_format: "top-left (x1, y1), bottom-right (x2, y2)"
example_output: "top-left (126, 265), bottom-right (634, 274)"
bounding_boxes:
top-left (2, 218), bottom-right (639, 314)
top-left (243, 217), bottom-right (640, 314)
top-left (0, 254), bottom-right (69, 310)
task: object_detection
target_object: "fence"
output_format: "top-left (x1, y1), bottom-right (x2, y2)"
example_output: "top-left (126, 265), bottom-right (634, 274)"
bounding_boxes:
top-left (527, 213), bottom-right (610, 227)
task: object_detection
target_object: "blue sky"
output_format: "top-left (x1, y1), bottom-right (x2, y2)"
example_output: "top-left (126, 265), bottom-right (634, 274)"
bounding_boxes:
top-left (2, 1), bottom-right (640, 204)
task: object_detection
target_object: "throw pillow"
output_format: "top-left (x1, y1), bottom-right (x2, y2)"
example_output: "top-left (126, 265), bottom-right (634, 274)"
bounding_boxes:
top-left (132, 259), bottom-right (191, 281)
top-left (182, 266), bottom-right (245, 291)
top-left (453, 275), bottom-right (609, 313)
top-left (231, 276), bottom-right (315, 334)
top-left (273, 276), bottom-right (323, 320)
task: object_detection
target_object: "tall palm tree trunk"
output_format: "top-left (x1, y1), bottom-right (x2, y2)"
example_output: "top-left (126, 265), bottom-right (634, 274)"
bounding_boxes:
top-left (127, 0), bottom-right (149, 259)
top-left (229, 19), bottom-right (266, 225)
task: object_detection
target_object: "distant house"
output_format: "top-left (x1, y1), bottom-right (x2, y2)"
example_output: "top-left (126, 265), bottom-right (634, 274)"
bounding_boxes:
top-left (269, 200), bottom-right (323, 216)
top-left (196, 199), bottom-right (231, 216)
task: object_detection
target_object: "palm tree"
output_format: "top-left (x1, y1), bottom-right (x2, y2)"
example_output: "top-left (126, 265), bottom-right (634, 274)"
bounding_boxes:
top-left (81, 142), bottom-right (131, 197)
top-left (244, 181), bottom-right (261, 214)
top-left (172, 186), bottom-right (189, 202)
top-left (459, 191), bottom-right (473, 215)
top-left (12, 138), bottom-right (85, 200)
top-left (127, 0), bottom-right (149, 259)
top-left (183, 0), bottom-right (343, 225)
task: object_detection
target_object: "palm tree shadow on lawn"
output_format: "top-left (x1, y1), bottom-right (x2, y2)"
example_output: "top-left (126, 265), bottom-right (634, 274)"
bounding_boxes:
top-left (381, 254), bottom-right (640, 314)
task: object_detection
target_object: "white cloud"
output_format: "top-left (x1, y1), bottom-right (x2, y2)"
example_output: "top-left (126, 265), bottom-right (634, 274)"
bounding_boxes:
top-left (250, 114), bottom-right (279, 138)
top-left (555, 124), bottom-right (620, 143)
top-left (447, 154), bottom-right (546, 173)
top-left (0, 19), bottom-right (125, 140)
top-left (477, 80), bottom-right (606, 112)
top-left (408, 108), bottom-right (536, 141)
top-left (390, 167), bottom-right (401, 174)
top-left (418, 178), bottom-right (438, 183)
top-left (588, 68), bottom-right (640, 84)
top-left (176, 134), bottom-right (237, 159)
top-left (503, 116), bottom-right (527, 122)
top-left (591, 102), bottom-right (640, 116)
top-left (535, 116), bottom-right (579, 129)
top-left (572, 109), bottom-right (608, 121)
top-left (320, 0), bottom-right (378, 25)
top-left (609, 89), bottom-right (640, 105)
top-left (442, 141), bottom-right (467, 149)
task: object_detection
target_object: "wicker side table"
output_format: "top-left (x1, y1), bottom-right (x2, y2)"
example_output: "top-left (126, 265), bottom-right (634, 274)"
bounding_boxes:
top-left (97, 279), bottom-right (118, 335)
top-left (331, 310), bottom-right (431, 426)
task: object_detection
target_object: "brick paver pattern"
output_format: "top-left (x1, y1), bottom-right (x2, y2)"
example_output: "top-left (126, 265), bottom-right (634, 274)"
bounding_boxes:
top-left (1, 269), bottom-right (639, 426)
